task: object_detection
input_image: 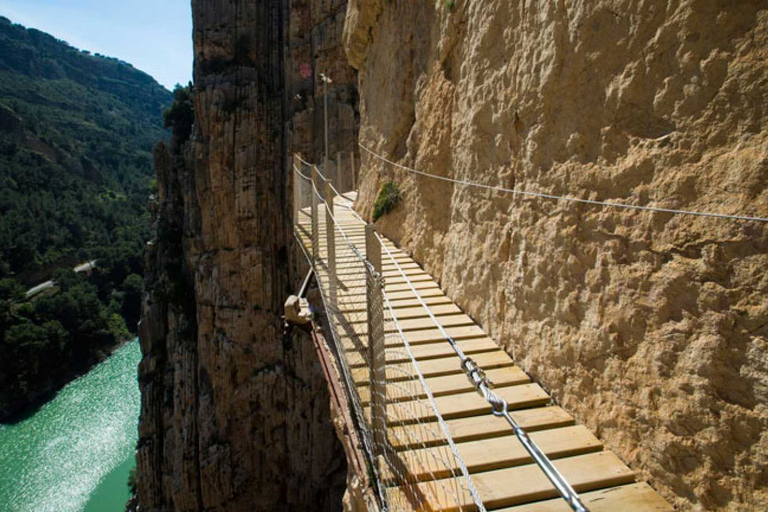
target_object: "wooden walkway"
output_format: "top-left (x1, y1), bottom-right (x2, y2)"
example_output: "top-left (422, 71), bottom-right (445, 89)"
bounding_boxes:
top-left (296, 191), bottom-right (672, 512)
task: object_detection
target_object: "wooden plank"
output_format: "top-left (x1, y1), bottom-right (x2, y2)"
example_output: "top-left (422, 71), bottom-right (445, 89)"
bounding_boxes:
top-left (385, 287), bottom-right (446, 301)
top-left (352, 350), bottom-right (515, 384)
top-left (334, 267), bottom-right (425, 279)
top-left (401, 425), bottom-right (602, 481)
top-left (500, 483), bottom-right (673, 512)
top-left (332, 286), bottom-right (446, 302)
top-left (385, 281), bottom-right (440, 293)
top-left (358, 366), bottom-right (530, 405)
top-left (381, 303), bottom-right (462, 320)
top-left (333, 280), bottom-right (439, 297)
top-left (395, 337), bottom-right (499, 362)
top-left (338, 295), bottom-right (454, 314)
top-left (339, 272), bottom-right (432, 284)
top-left (394, 451), bottom-right (636, 511)
top-left (335, 254), bottom-right (413, 265)
top-left (388, 407), bottom-right (575, 450)
top-left (332, 303), bottom-right (461, 325)
top-left (344, 334), bottom-right (496, 363)
top-left (390, 313), bottom-right (475, 332)
top-left (402, 325), bottom-right (487, 345)
top-left (386, 383), bottom-right (551, 425)
top-left (337, 315), bottom-right (481, 339)
top-left (336, 262), bottom-right (422, 273)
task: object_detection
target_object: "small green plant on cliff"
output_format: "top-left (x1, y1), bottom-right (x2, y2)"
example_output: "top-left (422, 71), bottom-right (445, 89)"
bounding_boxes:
top-left (127, 467), bottom-right (138, 496)
top-left (372, 181), bottom-right (401, 222)
top-left (163, 83), bottom-right (194, 142)
top-left (444, 0), bottom-right (457, 11)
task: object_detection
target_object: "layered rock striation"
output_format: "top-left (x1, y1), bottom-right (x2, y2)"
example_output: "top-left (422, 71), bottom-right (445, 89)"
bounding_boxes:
top-left (346, 1), bottom-right (768, 510)
top-left (137, 1), bottom-right (357, 510)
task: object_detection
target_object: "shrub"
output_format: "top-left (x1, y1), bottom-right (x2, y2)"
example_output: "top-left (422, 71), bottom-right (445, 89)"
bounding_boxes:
top-left (444, 0), bottom-right (457, 11)
top-left (372, 181), bottom-right (401, 222)
top-left (163, 83), bottom-right (194, 142)
top-left (127, 467), bottom-right (137, 496)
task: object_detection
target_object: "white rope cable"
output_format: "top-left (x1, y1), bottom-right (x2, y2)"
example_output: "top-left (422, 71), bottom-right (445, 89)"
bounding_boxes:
top-left (295, 154), bottom-right (334, 184)
top-left (382, 289), bottom-right (487, 512)
top-left (376, 231), bottom-right (589, 512)
top-left (293, 164), bottom-right (313, 181)
top-left (360, 143), bottom-right (768, 223)
top-left (295, 153), bottom-right (314, 168)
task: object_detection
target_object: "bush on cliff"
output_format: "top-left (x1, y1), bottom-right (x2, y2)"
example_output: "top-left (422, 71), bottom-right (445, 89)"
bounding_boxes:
top-left (372, 181), bottom-right (401, 222)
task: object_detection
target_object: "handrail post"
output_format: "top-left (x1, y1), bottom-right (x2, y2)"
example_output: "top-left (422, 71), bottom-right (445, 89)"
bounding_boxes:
top-left (336, 151), bottom-right (342, 193)
top-left (292, 154), bottom-right (300, 228)
top-left (365, 224), bottom-right (386, 461)
top-left (325, 180), bottom-right (337, 308)
top-left (351, 151), bottom-right (356, 191)
top-left (311, 166), bottom-right (320, 264)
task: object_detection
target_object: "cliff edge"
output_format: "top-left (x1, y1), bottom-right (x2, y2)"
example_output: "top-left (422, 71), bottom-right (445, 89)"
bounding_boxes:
top-left (136, 1), bottom-right (357, 510)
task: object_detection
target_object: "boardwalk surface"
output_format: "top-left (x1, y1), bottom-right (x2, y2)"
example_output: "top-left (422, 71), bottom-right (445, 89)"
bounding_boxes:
top-left (296, 191), bottom-right (672, 511)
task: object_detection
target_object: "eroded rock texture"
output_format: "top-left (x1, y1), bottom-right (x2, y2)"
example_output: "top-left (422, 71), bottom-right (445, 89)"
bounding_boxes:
top-left (137, 1), bottom-right (357, 510)
top-left (347, 2), bottom-right (768, 510)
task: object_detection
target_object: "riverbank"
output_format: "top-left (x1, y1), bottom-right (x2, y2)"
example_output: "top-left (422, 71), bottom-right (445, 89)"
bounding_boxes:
top-left (1, 265), bottom-right (143, 424)
top-left (0, 334), bottom-right (134, 424)
top-left (0, 340), bottom-right (141, 512)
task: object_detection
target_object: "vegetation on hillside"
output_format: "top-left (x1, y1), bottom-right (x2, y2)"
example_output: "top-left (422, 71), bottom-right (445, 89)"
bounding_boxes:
top-left (163, 83), bottom-right (194, 143)
top-left (0, 16), bottom-right (171, 420)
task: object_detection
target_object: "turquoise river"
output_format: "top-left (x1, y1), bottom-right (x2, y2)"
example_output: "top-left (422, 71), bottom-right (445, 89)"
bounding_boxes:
top-left (0, 340), bottom-right (141, 512)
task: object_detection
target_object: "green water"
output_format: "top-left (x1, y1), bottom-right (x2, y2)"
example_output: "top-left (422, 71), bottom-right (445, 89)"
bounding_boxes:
top-left (0, 340), bottom-right (141, 512)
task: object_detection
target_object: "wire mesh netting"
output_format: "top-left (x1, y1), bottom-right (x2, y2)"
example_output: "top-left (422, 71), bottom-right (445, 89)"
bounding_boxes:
top-left (292, 159), bottom-right (485, 512)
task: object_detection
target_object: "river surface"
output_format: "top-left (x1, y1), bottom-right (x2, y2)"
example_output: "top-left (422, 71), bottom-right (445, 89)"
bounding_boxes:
top-left (0, 340), bottom-right (141, 512)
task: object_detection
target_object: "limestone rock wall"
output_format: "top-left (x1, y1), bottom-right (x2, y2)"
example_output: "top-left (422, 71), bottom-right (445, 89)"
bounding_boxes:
top-left (136, 1), bottom-right (357, 510)
top-left (346, 1), bottom-right (768, 510)
top-left (287, 0), bottom-right (359, 163)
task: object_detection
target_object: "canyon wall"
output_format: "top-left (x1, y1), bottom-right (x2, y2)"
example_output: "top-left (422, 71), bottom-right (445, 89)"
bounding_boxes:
top-left (137, 1), bottom-right (357, 510)
top-left (346, 1), bottom-right (768, 510)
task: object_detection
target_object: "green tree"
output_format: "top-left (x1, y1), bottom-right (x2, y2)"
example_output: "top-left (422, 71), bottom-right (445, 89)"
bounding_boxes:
top-left (163, 83), bottom-right (194, 142)
top-left (0, 278), bottom-right (24, 301)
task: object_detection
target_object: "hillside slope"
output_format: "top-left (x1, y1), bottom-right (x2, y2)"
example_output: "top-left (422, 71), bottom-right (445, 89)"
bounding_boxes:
top-left (0, 15), bottom-right (171, 282)
top-left (0, 16), bottom-right (172, 421)
top-left (346, 2), bottom-right (768, 510)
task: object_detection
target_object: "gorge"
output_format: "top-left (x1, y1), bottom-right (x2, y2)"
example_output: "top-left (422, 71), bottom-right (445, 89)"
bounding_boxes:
top-left (136, 1), bottom-right (768, 511)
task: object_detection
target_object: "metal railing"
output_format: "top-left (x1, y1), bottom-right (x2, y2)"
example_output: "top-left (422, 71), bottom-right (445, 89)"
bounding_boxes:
top-left (292, 154), bottom-right (485, 511)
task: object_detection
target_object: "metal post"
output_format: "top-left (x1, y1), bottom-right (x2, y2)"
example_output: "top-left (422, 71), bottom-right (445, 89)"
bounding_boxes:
top-left (351, 151), bottom-right (356, 191)
top-left (311, 166), bottom-right (320, 264)
top-left (336, 151), bottom-right (342, 193)
top-left (325, 154), bottom-right (331, 194)
top-left (292, 154), bottom-right (300, 228)
top-left (325, 180), bottom-right (337, 308)
top-left (324, 79), bottom-right (329, 162)
top-left (365, 224), bottom-right (386, 459)
top-left (320, 73), bottom-right (332, 164)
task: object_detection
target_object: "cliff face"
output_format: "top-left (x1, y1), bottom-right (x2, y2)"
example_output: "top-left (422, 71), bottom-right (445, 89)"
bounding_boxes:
top-left (137, 1), bottom-right (356, 510)
top-left (287, 0), bottom-right (359, 162)
top-left (347, 2), bottom-right (768, 510)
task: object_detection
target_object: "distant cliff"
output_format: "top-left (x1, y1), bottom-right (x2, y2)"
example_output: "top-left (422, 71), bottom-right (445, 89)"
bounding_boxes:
top-left (347, 1), bottom-right (768, 510)
top-left (136, 1), bottom-right (357, 510)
